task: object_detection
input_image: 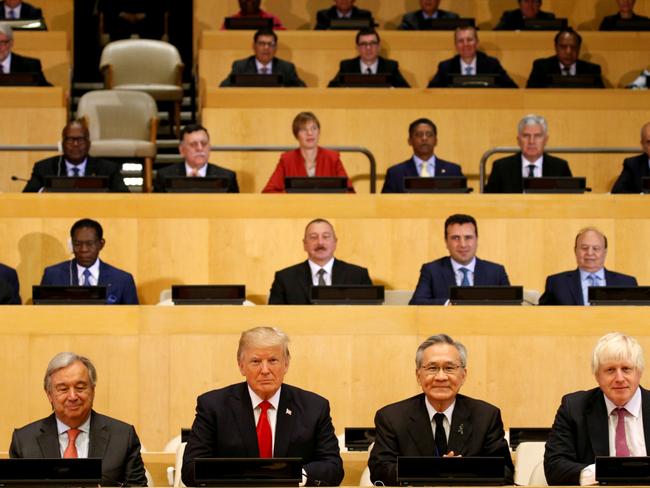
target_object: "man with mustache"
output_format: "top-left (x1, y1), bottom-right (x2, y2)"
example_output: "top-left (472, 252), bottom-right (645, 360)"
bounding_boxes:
top-left (268, 218), bottom-right (372, 304)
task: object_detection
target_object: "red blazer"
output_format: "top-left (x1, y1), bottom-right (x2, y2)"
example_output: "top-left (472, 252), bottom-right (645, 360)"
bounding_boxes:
top-left (262, 147), bottom-right (354, 193)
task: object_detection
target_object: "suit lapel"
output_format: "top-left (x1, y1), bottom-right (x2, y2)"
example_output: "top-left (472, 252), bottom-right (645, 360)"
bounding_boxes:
top-left (332, 259), bottom-right (345, 285)
top-left (88, 411), bottom-right (110, 458)
top-left (442, 257), bottom-right (457, 288)
top-left (205, 164), bottom-right (217, 176)
top-left (85, 158), bottom-right (98, 177)
top-left (97, 261), bottom-right (110, 286)
top-left (585, 392), bottom-right (609, 456)
top-left (473, 258), bottom-right (485, 285)
top-left (407, 159), bottom-right (420, 177)
top-left (376, 57), bottom-right (387, 73)
top-left (229, 383), bottom-right (260, 456)
top-left (37, 414), bottom-right (63, 458)
top-left (69, 260), bottom-right (80, 286)
top-left (448, 397), bottom-right (473, 455)
top-left (569, 270), bottom-right (583, 305)
top-left (641, 387), bottom-right (650, 453)
top-left (299, 261), bottom-right (313, 301)
top-left (510, 155), bottom-right (524, 192)
top-left (274, 387), bottom-right (295, 457)
top-left (408, 396), bottom-right (436, 455)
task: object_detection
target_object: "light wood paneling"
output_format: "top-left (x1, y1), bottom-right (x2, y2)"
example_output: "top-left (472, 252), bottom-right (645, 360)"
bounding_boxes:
top-left (35, 0), bottom-right (74, 33)
top-left (13, 31), bottom-right (71, 92)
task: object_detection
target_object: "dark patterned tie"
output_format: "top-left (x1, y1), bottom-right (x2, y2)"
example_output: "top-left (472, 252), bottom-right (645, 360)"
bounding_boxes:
top-left (434, 413), bottom-right (448, 456)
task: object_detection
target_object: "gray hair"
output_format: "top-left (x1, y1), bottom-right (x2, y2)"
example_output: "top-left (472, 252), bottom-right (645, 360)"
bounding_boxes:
top-left (415, 334), bottom-right (467, 369)
top-left (237, 326), bottom-right (291, 362)
top-left (517, 114), bottom-right (548, 136)
top-left (592, 332), bottom-right (644, 374)
top-left (0, 22), bottom-right (14, 40)
top-left (44, 352), bottom-right (97, 392)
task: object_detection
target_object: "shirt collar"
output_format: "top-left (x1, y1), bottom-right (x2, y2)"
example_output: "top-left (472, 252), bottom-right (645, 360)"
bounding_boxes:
top-left (255, 58), bottom-right (272, 73)
top-left (460, 58), bottom-right (477, 72)
top-left (336, 9), bottom-right (352, 18)
top-left (422, 10), bottom-right (439, 19)
top-left (603, 386), bottom-right (642, 417)
top-left (76, 258), bottom-right (101, 283)
top-left (5, 4), bottom-right (21, 17)
top-left (360, 59), bottom-right (379, 74)
top-left (579, 268), bottom-right (604, 281)
top-left (247, 384), bottom-right (281, 411)
top-left (0, 53), bottom-right (11, 73)
top-left (559, 62), bottom-right (577, 75)
top-left (413, 154), bottom-right (436, 170)
top-left (184, 162), bottom-right (207, 177)
top-left (521, 154), bottom-right (543, 167)
top-left (424, 396), bottom-right (456, 422)
top-left (55, 413), bottom-right (91, 435)
top-left (65, 158), bottom-right (88, 176)
top-left (450, 257), bottom-right (476, 273)
top-left (308, 257), bottom-right (334, 278)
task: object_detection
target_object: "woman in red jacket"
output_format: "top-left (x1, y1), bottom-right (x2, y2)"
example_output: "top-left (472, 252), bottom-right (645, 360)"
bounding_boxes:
top-left (262, 111), bottom-right (354, 193)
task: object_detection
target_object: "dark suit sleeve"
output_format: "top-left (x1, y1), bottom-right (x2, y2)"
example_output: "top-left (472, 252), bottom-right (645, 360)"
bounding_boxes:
top-left (303, 399), bottom-right (344, 486)
top-left (538, 276), bottom-right (558, 305)
top-left (611, 159), bottom-right (639, 193)
top-left (118, 274), bottom-right (139, 305)
top-left (544, 395), bottom-right (585, 485)
top-left (360, 267), bottom-right (372, 285)
top-left (327, 61), bottom-right (345, 88)
top-left (368, 408), bottom-right (400, 485)
top-left (9, 429), bottom-right (24, 458)
top-left (389, 62), bottom-right (410, 88)
top-left (228, 171), bottom-right (240, 193)
top-left (409, 264), bottom-right (446, 305)
top-left (23, 161), bottom-right (48, 192)
top-left (484, 160), bottom-right (505, 193)
top-left (314, 10), bottom-right (328, 30)
top-left (428, 61), bottom-right (448, 87)
top-left (496, 265), bottom-right (510, 285)
top-left (480, 407), bottom-right (514, 484)
top-left (182, 394), bottom-right (220, 487)
top-left (494, 61), bottom-right (518, 88)
top-left (219, 60), bottom-right (240, 87)
top-left (122, 425), bottom-right (148, 486)
top-left (280, 61), bottom-right (306, 87)
top-left (268, 271), bottom-right (288, 304)
top-left (526, 59), bottom-right (548, 88)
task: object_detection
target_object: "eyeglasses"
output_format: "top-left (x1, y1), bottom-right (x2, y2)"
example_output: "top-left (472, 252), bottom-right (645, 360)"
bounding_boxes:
top-left (255, 41), bottom-right (276, 48)
top-left (0, 40), bottom-right (10, 46)
top-left (358, 41), bottom-right (379, 48)
top-left (420, 363), bottom-right (462, 376)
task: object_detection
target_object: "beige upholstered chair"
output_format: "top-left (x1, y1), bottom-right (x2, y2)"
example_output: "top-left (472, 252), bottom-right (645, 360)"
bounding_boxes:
top-left (76, 90), bottom-right (158, 192)
top-left (100, 39), bottom-right (184, 137)
top-left (514, 442), bottom-right (546, 486)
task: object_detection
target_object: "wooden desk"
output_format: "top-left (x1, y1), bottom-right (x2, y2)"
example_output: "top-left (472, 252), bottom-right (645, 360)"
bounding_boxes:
top-left (13, 31), bottom-right (71, 92)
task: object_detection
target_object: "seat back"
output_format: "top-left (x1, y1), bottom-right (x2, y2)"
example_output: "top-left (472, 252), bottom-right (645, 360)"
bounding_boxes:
top-left (514, 442), bottom-right (546, 486)
top-left (529, 460), bottom-right (548, 486)
top-left (174, 441), bottom-right (187, 487)
top-left (383, 290), bottom-right (413, 305)
top-left (100, 39), bottom-right (182, 86)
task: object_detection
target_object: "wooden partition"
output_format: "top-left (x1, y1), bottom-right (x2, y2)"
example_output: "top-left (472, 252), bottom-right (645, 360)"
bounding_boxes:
top-left (0, 305), bottom-right (648, 453)
top-left (201, 89), bottom-right (650, 194)
top-left (13, 31), bottom-right (72, 92)
top-left (199, 30), bottom-right (650, 89)
top-left (38, 0), bottom-right (74, 33)
top-left (2, 194), bottom-right (650, 305)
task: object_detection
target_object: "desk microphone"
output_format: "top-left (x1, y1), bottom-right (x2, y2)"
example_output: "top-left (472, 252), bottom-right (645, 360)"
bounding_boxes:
top-left (10, 175), bottom-right (29, 182)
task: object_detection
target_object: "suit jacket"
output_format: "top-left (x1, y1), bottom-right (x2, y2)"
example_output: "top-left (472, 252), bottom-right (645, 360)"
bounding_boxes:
top-left (8, 52), bottom-right (51, 86)
top-left (611, 153), bottom-right (650, 193)
top-left (381, 157), bottom-right (463, 193)
top-left (181, 382), bottom-right (344, 487)
top-left (398, 9), bottom-right (459, 30)
top-left (9, 411), bottom-right (147, 486)
top-left (40, 259), bottom-right (139, 305)
top-left (409, 256), bottom-right (510, 305)
top-left (600, 12), bottom-right (650, 30)
top-left (539, 268), bottom-right (638, 305)
top-left (484, 152), bottom-right (572, 193)
top-left (315, 6), bottom-right (374, 30)
top-left (544, 386), bottom-right (650, 485)
top-left (526, 56), bottom-right (605, 88)
top-left (262, 147), bottom-right (354, 193)
top-left (220, 55), bottom-right (305, 87)
top-left (427, 51), bottom-right (518, 88)
top-left (23, 155), bottom-right (129, 193)
top-left (154, 162), bottom-right (239, 193)
top-left (494, 8), bottom-right (556, 30)
top-left (368, 393), bottom-right (514, 486)
top-left (0, 262), bottom-right (20, 304)
top-left (269, 258), bottom-right (372, 304)
top-left (0, 1), bottom-right (42, 20)
top-left (328, 56), bottom-right (410, 88)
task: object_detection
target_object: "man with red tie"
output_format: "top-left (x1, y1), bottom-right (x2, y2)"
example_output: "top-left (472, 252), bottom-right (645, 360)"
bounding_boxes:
top-left (9, 352), bottom-right (147, 486)
top-left (545, 332), bottom-right (650, 485)
top-left (182, 326), bottom-right (344, 487)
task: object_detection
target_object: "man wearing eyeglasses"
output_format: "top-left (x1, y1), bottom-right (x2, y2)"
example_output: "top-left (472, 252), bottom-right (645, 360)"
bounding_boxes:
top-left (369, 334), bottom-right (513, 486)
top-left (0, 22), bottom-right (50, 85)
top-left (220, 28), bottom-right (305, 87)
top-left (39, 218), bottom-right (139, 305)
top-left (327, 27), bottom-right (410, 87)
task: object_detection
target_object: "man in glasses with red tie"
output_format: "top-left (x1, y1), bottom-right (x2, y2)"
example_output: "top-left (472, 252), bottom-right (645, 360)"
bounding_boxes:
top-left (182, 326), bottom-right (344, 487)
top-left (545, 332), bottom-right (649, 485)
top-left (9, 352), bottom-right (147, 486)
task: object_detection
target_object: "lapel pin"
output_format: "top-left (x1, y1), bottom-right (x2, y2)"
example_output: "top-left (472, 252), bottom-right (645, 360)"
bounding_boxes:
top-left (457, 424), bottom-right (464, 436)
top-left (441, 169), bottom-right (446, 174)
top-left (286, 408), bottom-right (292, 416)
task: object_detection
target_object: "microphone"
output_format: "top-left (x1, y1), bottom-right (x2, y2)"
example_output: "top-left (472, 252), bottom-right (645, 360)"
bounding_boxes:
top-left (11, 175), bottom-right (29, 182)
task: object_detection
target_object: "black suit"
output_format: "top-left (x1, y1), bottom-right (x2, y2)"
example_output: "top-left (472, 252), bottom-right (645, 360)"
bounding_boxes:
top-left (381, 157), bottom-right (463, 193)
top-left (494, 8), bottom-right (556, 30)
top-left (544, 386), bottom-right (650, 485)
top-left (600, 12), bottom-right (650, 30)
top-left (154, 162), bottom-right (239, 192)
top-left (526, 56), bottom-right (605, 88)
top-left (268, 258), bottom-right (372, 305)
top-left (182, 382), bottom-right (344, 487)
top-left (315, 6), bottom-right (374, 30)
top-left (369, 393), bottom-right (514, 486)
top-left (328, 56), bottom-right (410, 88)
top-left (0, 1), bottom-right (43, 20)
top-left (8, 52), bottom-right (51, 86)
top-left (9, 411), bottom-right (147, 486)
top-left (23, 156), bottom-right (129, 193)
top-left (427, 51), bottom-right (517, 88)
top-left (220, 56), bottom-right (305, 87)
top-left (611, 154), bottom-right (650, 193)
top-left (398, 9), bottom-right (459, 30)
top-left (0, 263), bottom-right (20, 304)
top-left (485, 152), bottom-right (572, 193)
top-left (539, 268), bottom-right (638, 305)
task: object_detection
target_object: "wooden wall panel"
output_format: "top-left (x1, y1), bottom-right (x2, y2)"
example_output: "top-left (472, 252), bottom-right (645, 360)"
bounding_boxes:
top-left (13, 31), bottom-right (71, 92)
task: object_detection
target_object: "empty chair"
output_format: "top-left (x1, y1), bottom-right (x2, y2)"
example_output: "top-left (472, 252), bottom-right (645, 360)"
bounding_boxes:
top-left (529, 460), bottom-right (548, 486)
top-left (514, 442), bottom-right (546, 486)
top-left (384, 289), bottom-right (414, 305)
top-left (100, 39), bottom-right (184, 137)
top-left (76, 90), bottom-right (158, 192)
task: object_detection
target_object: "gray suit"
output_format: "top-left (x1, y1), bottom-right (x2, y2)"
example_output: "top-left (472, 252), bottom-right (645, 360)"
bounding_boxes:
top-left (9, 411), bottom-right (147, 486)
top-left (220, 55), bottom-right (306, 87)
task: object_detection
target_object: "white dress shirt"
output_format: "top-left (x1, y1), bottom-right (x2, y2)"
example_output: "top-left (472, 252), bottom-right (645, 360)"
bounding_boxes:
top-left (424, 397), bottom-right (456, 445)
top-left (0, 53), bottom-right (10, 74)
top-left (247, 385), bottom-right (281, 455)
top-left (559, 62), bottom-right (577, 76)
top-left (185, 162), bottom-right (207, 177)
top-left (360, 59), bottom-right (378, 74)
top-left (66, 159), bottom-right (88, 177)
top-left (521, 155), bottom-right (543, 177)
top-left (255, 59), bottom-right (273, 74)
top-left (450, 257), bottom-right (476, 286)
top-left (76, 258), bottom-right (100, 286)
top-left (56, 415), bottom-right (91, 458)
top-left (308, 258), bottom-right (334, 286)
top-left (413, 154), bottom-right (436, 177)
top-left (5, 4), bottom-right (22, 18)
top-left (460, 58), bottom-right (477, 76)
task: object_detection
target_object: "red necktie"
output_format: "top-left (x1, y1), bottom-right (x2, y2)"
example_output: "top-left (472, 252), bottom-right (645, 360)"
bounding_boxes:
top-left (63, 428), bottom-right (81, 458)
top-left (615, 408), bottom-right (630, 456)
top-left (256, 400), bottom-right (272, 458)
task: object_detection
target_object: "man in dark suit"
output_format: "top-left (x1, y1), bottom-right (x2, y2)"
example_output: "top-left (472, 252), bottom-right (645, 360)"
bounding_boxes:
top-left (427, 26), bottom-right (517, 88)
top-left (545, 332), bottom-right (650, 485)
top-left (0, 23), bottom-right (50, 85)
top-left (369, 334), bottom-right (514, 486)
top-left (494, 0), bottom-right (556, 29)
top-left (600, 0), bottom-right (650, 30)
top-left (612, 122), bottom-right (650, 193)
top-left (23, 120), bottom-right (128, 192)
top-left (328, 27), bottom-right (410, 87)
top-left (0, 262), bottom-right (20, 303)
top-left (382, 118), bottom-right (462, 193)
top-left (526, 29), bottom-right (605, 88)
top-left (315, 0), bottom-right (374, 30)
top-left (485, 114), bottom-right (572, 193)
top-left (409, 214), bottom-right (509, 305)
top-left (220, 29), bottom-right (305, 87)
top-left (154, 123), bottom-right (239, 192)
top-left (182, 326), bottom-right (344, 487)
top-left (39, 218), bottom-right (138, 305)
top-left (10, 352), bottom-right (147, 486)
top-left (398, 0), bottom-right (459, 30)
top-left (269, 218), bottom-right (372, 304)
top-left (539, 227), bottom-right (637, 306)
top-left (0, 0), bottom-right (43, 20)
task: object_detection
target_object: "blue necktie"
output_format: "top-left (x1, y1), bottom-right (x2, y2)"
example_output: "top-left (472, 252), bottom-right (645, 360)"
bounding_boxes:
top-left (82, 269), bottom-right (92, 286)
top-left (71, 167), bottom-right (80, 177)
top-left (464, 66), bottom-right (473, 75)
top-left (587, 274), bottom-right (599, 287)
top-left (7, 9), bottom-right (16, 19)
top-left (460, 267), bottom-right (470, 286)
